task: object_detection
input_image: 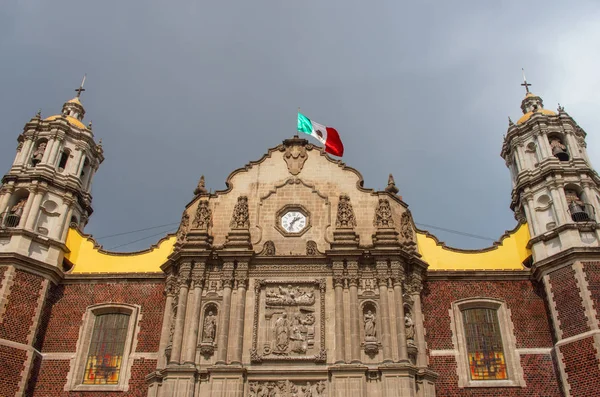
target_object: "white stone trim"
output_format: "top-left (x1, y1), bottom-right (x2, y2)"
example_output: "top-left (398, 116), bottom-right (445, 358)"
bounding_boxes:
top-left (573, 261), bottom-right (599, 330)
top-left (555, 328), bottom-right (600, 347)
top-left (43, 352), bottom-right (75, 360)
top-left (515, 348), bottom-right (552, 355)
top-left (543, 274), bottom-right (563, 340)
top-left (429, 349), bottom-right (456, 356)
top-left (449, 297), bottom-right (525, 388)
top-left (64, 303), bottom-right (141, 392)
top-left (0, 265), bottom-right (16, 321)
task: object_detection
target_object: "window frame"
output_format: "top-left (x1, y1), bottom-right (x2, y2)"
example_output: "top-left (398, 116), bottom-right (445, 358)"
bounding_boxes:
top-left (450, 298), bottom-right (525, 388)
top-left (66, 303), bottom-right (140, 392)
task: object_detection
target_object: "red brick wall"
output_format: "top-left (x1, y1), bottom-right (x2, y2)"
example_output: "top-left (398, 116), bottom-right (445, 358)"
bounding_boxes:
top-left (0, 344), bottom-right (26, 397)
top-left (583, 261), bottom-right (600, 324)
top-left (430, 354), bottom-right (561, 396)
top-left (549, 265), bottom-right (589, 339)
top-left (30, 358), bottom-right (156, 397)
top-left (38, 281), bottom-right (165, 353)
top-left (423, 280), bottom-right (554, 350)
top-left (559, 336), bottom-right (600, 397)
top-left (0, 269), bottom-right (44, 344)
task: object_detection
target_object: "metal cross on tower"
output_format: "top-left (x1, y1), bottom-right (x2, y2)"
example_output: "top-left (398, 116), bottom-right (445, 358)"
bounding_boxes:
top-left (75, 74), bottom-right (87, 98)
top-left (521, 68), bottom-right (531, 94)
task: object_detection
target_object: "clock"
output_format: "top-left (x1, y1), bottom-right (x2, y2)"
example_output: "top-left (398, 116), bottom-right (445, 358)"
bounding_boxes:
top-left (281, 210), bottom-right (307, 234)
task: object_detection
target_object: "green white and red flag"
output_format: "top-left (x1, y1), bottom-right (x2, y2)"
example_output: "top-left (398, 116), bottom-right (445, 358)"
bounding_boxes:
top-left (297, 112), bottom-right (344, 157)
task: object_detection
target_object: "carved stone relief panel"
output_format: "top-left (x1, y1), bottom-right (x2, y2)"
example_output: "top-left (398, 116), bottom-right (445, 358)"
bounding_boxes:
top-left (251, 279), bottom-right (326, 363)
top-left (248, 380), bottom-right (326, 397)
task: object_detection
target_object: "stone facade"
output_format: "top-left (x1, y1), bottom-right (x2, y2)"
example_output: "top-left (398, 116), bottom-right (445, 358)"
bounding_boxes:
top-left (2, 88), bottom-right (600, 396)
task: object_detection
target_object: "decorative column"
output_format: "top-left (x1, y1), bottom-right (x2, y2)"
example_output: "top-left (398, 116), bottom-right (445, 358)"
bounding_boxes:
top-left (18, 186), bottom-right (37, 228)
top-left (347, 261), bottom-right (361, 363)
top-left (549, 184), bottom-right (568, 225)
top-left (216, 262), bottom-right (234, 364)
top-left (0, 184), bottom-right (15, 214)
top-left (333, 261), bottom-right (346, 364)
top-left (40, 137), bottom-right (56, 164)
top-left (16, 138), bottom-right (34, 166)
top-left (55, 195), bottom-right (75, 240)
top-left (158, 273), bottom-right (178, 368)
top-left (24, 187), bottom-right (46, 230)
top-left (169, 262), bottom-right (192, 364)
top-left (231, 261), bottom-right (249, 364)
top-left (48, 136), bottom-right (62, 166)
top-left (376, 260), bottom-right (393, 363)
top-left (407, 271), bottom-right (427, 367)
top-left (183, 262), bottom-right (206, 364)
top-left (391, 261), bottom-right (408, 362)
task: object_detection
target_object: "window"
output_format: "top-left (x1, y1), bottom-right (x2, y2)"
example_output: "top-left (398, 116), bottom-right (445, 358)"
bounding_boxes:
top-left (83, 313), bottom-right (129, 384)
top-left (67, 304), bottom-right (139, 391)
top-left (462, 308), bottom-right (507, 380)
top-left (58, 150), bottom-right (70, 172)
top-left (450, 298), bottom-right (524, 388)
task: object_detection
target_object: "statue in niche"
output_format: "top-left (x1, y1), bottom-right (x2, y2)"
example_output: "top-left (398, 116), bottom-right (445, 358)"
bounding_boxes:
top-left (274, 313), bottom-right (290, 353)
top-left (10, 199), bottom-right (26, 217)
top-left (230, 195), bottom-right (250, 229)
top-left (202, 310), bottom-right (217, 342)
top-left (31, 142), bottom-right (46, 165)
top-left (364, 310), bottom-right (376, 338)
top-left (374, 198), bottom-right (394, 228)
top-left (405, 312), bottom-right (415, 341)
top-left (335, 194), bottom-right (357, 228)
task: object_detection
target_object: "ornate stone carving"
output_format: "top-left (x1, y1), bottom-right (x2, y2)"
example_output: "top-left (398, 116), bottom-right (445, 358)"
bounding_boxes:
top-left (400, 211), bottom-right (415, 242)
top-left (335, 194), bottom-right (356, 229)
top-left (165, 274), bottom-right (178, 297)
top-left (385, 173), bottom-right (399, 194)
top-left (284, 143), bottom-right (308, 175)
top-left (176, 211), bottom-right (190, 244)
top-left (306, 240), bottom-right (318, 256)
top-left (374, 198), bottom-right (394, 228)
top-left (266, 285), bottom-right (315, 306)
top-left (178, 263), bottom-right (192, 288)
top-left (252, 280), bottom-right (326, 363)
top-left (405, 272), bottom-right (423, 295)
top-left (362, 302), bottom-right (380, 356)
top-left (364, 310), bottom-right (376, 338)
top-left (194, 175), bottom-right (208, 195)
top-left (230, 196), bottom-right (250, 229)
top-left (261, 240), bottom-right (276, 256)
top-left (191, 263), bottom-right (206, 286)
top-left (202, 310), bottom-right (217, 342)
top-left (192, 200), bottom-right (212, 230)
top-left (248, 380), bottom-right (326, 397)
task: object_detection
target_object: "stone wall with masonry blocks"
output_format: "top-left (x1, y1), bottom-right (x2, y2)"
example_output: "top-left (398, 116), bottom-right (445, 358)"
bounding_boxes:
top-left (423, 279), bottom-right (562, 396)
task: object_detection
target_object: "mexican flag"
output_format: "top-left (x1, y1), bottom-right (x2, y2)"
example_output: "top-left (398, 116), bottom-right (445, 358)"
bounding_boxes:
top-left (297, 113), bottom-right (344, 157)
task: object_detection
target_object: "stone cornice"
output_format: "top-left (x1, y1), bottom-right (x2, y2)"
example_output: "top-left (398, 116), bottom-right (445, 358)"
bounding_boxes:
top-left (426, 270), bottom-right (531, 281)
top-left (532, 247), bottom-right (600, 280)
top-left (63, 272), bottom-right (165, 283)
top-left (0, 252), bottom-right (64, 284)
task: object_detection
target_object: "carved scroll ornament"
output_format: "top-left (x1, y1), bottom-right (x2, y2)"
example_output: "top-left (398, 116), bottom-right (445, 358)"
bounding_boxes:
top-left (336, 194), bottom-right (357, 229)
top-left (193, 200), bottom-right (212, 230)
top-left (374, 198), bottom-right (394, 228)
top-left (400, 211), bottom-right (415, 242)
top-left (176, 211), bottom-right (190, 243)
top-left (230, 196), bottom-right (250, 229)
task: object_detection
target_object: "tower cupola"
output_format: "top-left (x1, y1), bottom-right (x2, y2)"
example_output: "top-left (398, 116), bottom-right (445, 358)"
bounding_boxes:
top-left (61, 96), bottom-right (85, 121)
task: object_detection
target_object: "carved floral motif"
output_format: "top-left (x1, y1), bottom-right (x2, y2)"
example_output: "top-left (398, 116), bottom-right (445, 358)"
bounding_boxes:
top-left (374, 198), bottom-right (394, 228)
top-left (248, 380), bottom-right (326, 397)
top-left (193, 200), bottom-right (212, 230)
top-left (230, 196), bottom-right (250, 229)
top-left (335, 194), bottom-right (356, 229)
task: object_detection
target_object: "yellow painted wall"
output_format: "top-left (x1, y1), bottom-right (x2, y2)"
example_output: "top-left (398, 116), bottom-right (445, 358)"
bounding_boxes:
top-left (64, 224), bottom-right (531, 274)
top-left (65, 228), bottom-right (175, 274)
top-left (417, 223), bottom-right (531, 271)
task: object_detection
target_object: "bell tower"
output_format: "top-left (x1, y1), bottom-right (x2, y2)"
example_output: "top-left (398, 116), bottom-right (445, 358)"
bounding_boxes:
top-left (0, 78), bottom-right (104, 266)
top-left (502, 74), bottom-right (600, 396)
top-left (501, 75), bottom-right (600, 261)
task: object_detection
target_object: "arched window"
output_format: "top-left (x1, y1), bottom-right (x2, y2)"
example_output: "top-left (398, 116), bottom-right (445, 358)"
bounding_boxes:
top-left (67, 304), bottom-right (139, 391)
top-left (58, 148), bottom-right (71, 172)
top-left (83, 313), bottom-right (130, 385)
top-left (548, 134), bottom-right (569, 161)
top-left (451, 298), bottom-right (524, 388)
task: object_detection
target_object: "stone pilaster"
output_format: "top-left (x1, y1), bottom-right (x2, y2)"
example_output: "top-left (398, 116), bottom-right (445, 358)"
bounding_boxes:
top-left (376, 260), bottom-right (393, 363)
top-left (231, 261), bottom-right (248, 365)
top-left (333, 261), bottom-right (346, 364)
top-left (170, 262), bottom-right (192, 364)
top-left (347, 261), bottom-right (361, 363)
top-left (391, 261), bottom-right (408, 362)
top-left (216, 262), bottom-right (234, 364)
top-left (158, 273), bottom-right (177, 368)
top-left (183, 262), bottom-right (206, 364)
top-left (406, 271), bottom-right (427, 367)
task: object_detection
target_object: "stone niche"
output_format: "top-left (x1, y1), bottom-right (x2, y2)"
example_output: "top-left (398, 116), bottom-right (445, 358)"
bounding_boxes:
top-left (251, 279), bottom-right (326, 363)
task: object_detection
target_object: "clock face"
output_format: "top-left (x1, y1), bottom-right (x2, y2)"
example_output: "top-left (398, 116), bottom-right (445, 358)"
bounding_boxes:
top-left (281, 211), bottom-right (307, 234)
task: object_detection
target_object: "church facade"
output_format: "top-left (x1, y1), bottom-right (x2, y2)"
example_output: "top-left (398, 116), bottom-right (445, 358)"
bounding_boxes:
top-left (1, 87), bottom-right (600, 397)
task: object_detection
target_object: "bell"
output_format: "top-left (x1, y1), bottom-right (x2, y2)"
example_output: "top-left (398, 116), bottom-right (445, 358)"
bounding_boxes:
top-left (552, 146), bottom-right (570, 161)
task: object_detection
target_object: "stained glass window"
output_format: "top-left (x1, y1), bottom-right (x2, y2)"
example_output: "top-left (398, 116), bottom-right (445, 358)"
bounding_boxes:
top-left (83, 313), bottom-right (130, 385)
top-left (462, 308), bottom-right (507, 381)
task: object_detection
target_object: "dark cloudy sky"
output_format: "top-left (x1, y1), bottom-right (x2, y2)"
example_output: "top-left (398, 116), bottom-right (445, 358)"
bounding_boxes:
top-left (1, 1), bottom-right (599, 252)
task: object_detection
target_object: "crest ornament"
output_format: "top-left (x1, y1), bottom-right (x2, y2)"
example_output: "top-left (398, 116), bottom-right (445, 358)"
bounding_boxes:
top-left (283, 143), bottom-right (308, 175)
top-left (306, 240), bottom-right (318, 256)
top-left (193, 200), bottom-right (212, 230)
top-left (230, 196), bottom-right (250, 229)
top-left (374, 198), bottom-right (394, 228)
top-left (261, 240), bottom-right (276, 256)
top-left (336, 194), bottom-right (357, 229)
top-left (194, 175), bottom-right (208, 195)
top-left (385, 173), bottom-right (399, 194)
